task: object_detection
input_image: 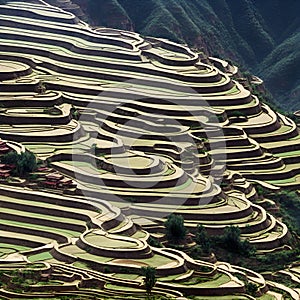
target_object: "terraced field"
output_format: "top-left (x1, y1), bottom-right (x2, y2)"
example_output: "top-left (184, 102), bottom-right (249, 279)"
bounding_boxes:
top-left (0, 1), bottom-right (299, 299)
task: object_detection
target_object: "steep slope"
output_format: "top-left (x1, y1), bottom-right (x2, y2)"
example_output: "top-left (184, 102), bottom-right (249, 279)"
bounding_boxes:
top-left (0, 0), bottom-right (299, 252)
top-left (0, 1), bottom-right (299, 299)
top-left (67, 0), bottom-right (300, 111)
top-left (257, 32), bottom-right (300, 112)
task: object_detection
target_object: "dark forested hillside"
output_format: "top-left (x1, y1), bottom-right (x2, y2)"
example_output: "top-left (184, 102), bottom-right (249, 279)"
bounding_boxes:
top-left (67, 0), bottom-right (299, 111)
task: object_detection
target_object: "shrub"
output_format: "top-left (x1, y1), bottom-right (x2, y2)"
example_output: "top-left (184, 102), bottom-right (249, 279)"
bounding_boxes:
top-left (164, 214), bottom-right (187, 243)
top-left (271, 190), bottom-right (300, 234)
top-left (231, 110), bottom-right (246, 118)
top-left (190, 245), bottom-right (204, 259)
top-left (1, 151), bottom-right (37, 177)
top-left (141, 266), bottom-right (156, 295)
top-left (220, 226), bottom-right (255, 257)
top-left (103, 266), bottom-right (111, 273)
top-left (195, 225), bottom-right (211, 254)
top-left (148, 236), bottom-right (162, 248)
top-left (246, 282), bottom-right (258, 296)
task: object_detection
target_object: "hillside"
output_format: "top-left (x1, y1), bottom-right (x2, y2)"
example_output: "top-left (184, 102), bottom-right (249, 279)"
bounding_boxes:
top-left (62, 0), bottom-right (300, 111)
top-left (257, 31), bottom-right (300, 112)
top-left (0, 1), bottom-right (300, 299)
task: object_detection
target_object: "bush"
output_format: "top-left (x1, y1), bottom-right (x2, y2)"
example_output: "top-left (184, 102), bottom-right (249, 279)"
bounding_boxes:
top-left (190, 245), bottom-right (204, 259)
top-left (270, 190), bottom-right (300, 234)
top-left (164, 214), bottom-right (187, 243)
top-left (1, 151), bottom-right (37, 177)
top-left (141, 266), bottom-right (156, 295)
top-left (256, 249), bottom-right (300, 272)
top-left (148, 236), bottom-right (162, 248)
top-left (231, 110), bottom-right (246, 118)
top-left (246, 282), bottom-right (258, 296)
top-left (220, 226), bottom-right (255, 257)
top-left (255, 185), bottom-right (270, 197)
top-left (195, 225), bottom-right (211, 254)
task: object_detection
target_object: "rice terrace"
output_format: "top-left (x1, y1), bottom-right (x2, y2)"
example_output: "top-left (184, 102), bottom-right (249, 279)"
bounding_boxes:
top-left (0, 0), bottom-right (299, 299)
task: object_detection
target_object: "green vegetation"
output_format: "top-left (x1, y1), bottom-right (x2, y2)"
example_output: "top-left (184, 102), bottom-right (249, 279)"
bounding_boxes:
top-left (148, 236), bottom-right (163, 248)
top-left (87, 0), bottom-right (131, 29)
top-left (0, 2), bottom-right (299, 299)
top-left (190, 225), bottom-right (255, 259)
top-left (231, 110), bottom-right (247, 118)
top-left (195, 225), bottom-right (211, 255)
top-left (43, 107), bottom-right (61, 115)
top-left (1, 151), bottom-right (37, 177)
top-left (272, 273), bottom-right (300, 289)
top-left (255, 249), bottom-right (300, 273)
top-left (84, 0), bottom-right (300, 111)
top-left (164, 214), bottom-right (187, 244)
top-left (141, 266), bottom-right (156, 295)
top-left (0, 268), bottom-right (39, 292)
top-left (270, 190), bottom-right (300, 234)
top-left (71, 106), bottom-right (80, 120)
top-left (28, 252), bottom-right (53, 262)
top-left (258, 32), bottom-right (300, 111)
top-left (182, 273), bottom-right (230, 287)
top-left (256, 187), bottom-right (300, 243)
top-left (218, 226), bottom-right (255, 257)
top-left (189, 297), bottom-right (251, 300)
top-left (245, 282), bottom-right (258, 297)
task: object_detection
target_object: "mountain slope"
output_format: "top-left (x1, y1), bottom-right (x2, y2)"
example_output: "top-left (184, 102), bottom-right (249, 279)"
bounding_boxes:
top-left (258, 32), bottom-right (300, 111)
top-left (68, 0), bottom-right (300, 111)
top-left (0, 1), bottom-right (300, 298)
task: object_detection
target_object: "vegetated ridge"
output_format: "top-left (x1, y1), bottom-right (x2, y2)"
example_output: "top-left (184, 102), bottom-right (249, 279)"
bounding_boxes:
top-left (0, 1), bottom-right (300, 299)
top-left (63, 0), bottom-right (300, 112)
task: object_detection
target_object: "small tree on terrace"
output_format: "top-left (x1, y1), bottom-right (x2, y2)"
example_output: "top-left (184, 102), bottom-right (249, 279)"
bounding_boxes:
top-left (195, 224), bottom-right (211, 254)
top-left (221, 225), bottom-right (255, 256)
top-left (165, 214), bottom-right (187, 244)
top-left (1, 151), bottom-right (37, 177)
top-left (141, 266), bottom-right (156, 295)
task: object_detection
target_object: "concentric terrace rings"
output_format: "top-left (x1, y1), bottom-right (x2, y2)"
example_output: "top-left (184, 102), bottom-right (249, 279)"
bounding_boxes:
top-left (72, 79), bottom-right (227, 218)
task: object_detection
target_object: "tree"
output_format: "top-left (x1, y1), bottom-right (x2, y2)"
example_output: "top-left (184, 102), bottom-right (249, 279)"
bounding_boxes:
top-left (195, 225), bottom-right (211, 254)
top-left (164, 214), bottom-right (187, 243)
top-left (148, 236), bottom-right (162, 248)
top-left (222, 226), bottom-right (241, 251)
top-left (1, 151), bottom-right (37, 177)
top-left (190, 245), bottom-right (203, 259)
top-left (71, 105), bottom-right (80, 120)
top-left (271, 190), bottom-right (300, 234)
top-left (36, 82), bottom-right (46, 94)
top-left (141, 266), bottom-right (156, 295)
top-left (221, 226), bottom-right (255, 257)
top-left (246, 282), bottom-right (258, 296)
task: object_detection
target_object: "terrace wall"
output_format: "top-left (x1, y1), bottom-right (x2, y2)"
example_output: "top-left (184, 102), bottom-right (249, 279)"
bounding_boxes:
top-left (0, 236), bottom-right (42, 248)
top-left (0, 18), bottom-right (135, 49)
top-left (156, 281), bottom-right (245, 296)
top-left (0, 7), bottom-right (79, 24)
top-left (0, 186), bottom-right (98, 213)
top-left (76, 236), bottom-right (153, 259)
top-left (0, 223), bottom-right (68, 243)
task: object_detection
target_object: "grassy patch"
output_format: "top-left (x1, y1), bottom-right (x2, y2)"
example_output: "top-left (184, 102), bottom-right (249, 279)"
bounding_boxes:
top-left (182, 273), bottom-right (230, 287)
top-left (113, 273), bottom-right (140, 280)
top-left (140, 254), bottom-right (175, 267)
top-left (257, 295), bottom-right (276, 300)
top-left (28, 252), bottom-right (53, 262)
